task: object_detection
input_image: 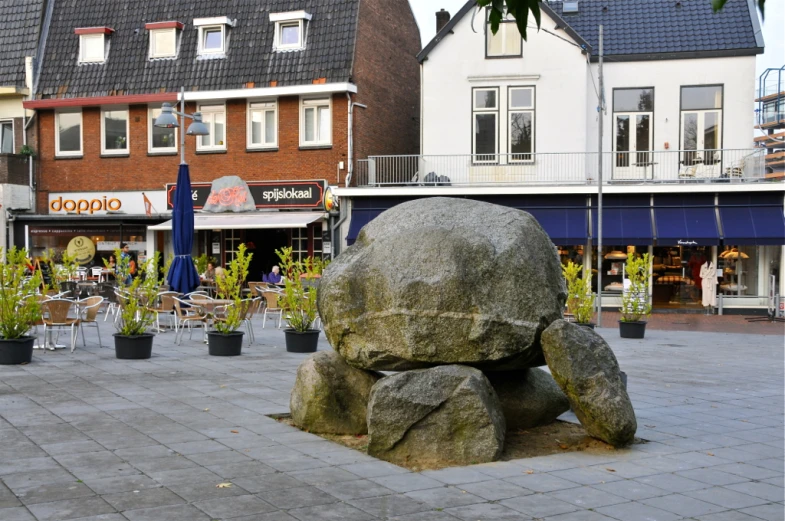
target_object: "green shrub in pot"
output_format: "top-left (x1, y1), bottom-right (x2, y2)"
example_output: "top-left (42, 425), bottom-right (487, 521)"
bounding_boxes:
top-left (0, 248), bottom-right (43, 364)
top-left (562, 260), bottom-right (595, 325)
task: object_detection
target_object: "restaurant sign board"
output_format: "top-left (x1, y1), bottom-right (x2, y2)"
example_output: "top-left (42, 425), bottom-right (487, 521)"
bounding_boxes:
top-left (166, 180), bottom-right (327, 211)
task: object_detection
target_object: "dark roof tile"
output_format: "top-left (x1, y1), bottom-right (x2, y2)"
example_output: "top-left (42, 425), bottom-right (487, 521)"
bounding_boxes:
top-left (0, 0), bottom-right (44, 88)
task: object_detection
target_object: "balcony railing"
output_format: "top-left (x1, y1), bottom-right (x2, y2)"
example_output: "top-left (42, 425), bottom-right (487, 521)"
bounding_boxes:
top-left (353, 149), bottom-right (767, 187)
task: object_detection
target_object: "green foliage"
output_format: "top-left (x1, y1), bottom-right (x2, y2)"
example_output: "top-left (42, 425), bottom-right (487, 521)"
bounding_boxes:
top-left (19, 144), bottom-right (35, 158)
top-left (620, 253), bottom-right (652, 323)
top-left (0, 248), bottom-right (43, 339)
top-left (43, 248), bottom-right (79, 285)
top-left (114, 250), bottom-right (160, 336)
top-left (562, 261), bottom-right (595, 324)
top-left (712, 0), bottom-right (765, 19)
top-left (194, 253), bottom-right (216, 276)
top-left (159, 254), bottom-right (174, 285)
top-left (106, 249), bottom-right (132, 288)
top-left (213, 244), bottom-right (252, 333)
top-left (275, 247), bottom-right (328, 333)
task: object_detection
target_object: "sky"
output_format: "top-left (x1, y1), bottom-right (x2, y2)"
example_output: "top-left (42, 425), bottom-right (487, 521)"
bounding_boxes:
top-left (410, 0), bottom-right (785, 78)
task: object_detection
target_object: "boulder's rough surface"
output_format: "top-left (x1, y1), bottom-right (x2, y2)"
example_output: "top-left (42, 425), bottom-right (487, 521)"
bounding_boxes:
top-left (367, 365), bottom-right (505, 467)
top-left (290, 351), bottom-right (382, 435)
top-left (541, 320), bottom-right (637, 447)
top-left (485, 368), bottom-right (570, 430)
top-left (318, 197), bottom-right (566, 371)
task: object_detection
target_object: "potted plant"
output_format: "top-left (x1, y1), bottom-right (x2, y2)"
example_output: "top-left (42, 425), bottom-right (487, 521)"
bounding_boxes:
top-left (619, 252), bottom-right (652, 339)
top-left (275, 247), bottom-right (327, 353)
top-left (208, 244), bottom-right (251, 356)
top-left (0, 248), bottom-right (43, 365)
top-left (113, 249), bottom-right (160, 359)
top-left (562, 260), bottom-right (595, 328)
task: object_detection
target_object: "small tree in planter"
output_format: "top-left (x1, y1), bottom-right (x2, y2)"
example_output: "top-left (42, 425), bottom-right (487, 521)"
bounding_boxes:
top-left (0, 248), bottom-right (43, 364)
top-left (113, 250), bottom-right (160, 359)
top-left (209, 244), bottom-right (252, 356)
top-left (619, 252), bottom-right (652, 339)
top-left (563, 261), bottom-right (595, 328)
top-left (275, 247), bottom-right (328, 353)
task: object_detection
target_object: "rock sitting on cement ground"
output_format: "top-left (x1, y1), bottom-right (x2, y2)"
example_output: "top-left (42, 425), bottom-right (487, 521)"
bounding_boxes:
top-left (485, 368), bottom-right (570, 431)
top-left (541, 320), bottom-right (637, 447)
top-left (318, 197), bottom-right (566, 371)
top-left (290, 351), bottom-right (382, 435)
top-left (367, 365), bottom-right (506, 467)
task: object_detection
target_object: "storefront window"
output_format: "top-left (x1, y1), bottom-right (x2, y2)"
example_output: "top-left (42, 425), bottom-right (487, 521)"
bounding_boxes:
top-left (29, 226), bottom-right (145, 267)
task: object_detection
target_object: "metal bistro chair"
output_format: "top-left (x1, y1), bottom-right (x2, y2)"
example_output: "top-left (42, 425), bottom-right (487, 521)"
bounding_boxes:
top-left (172, 297), bottom-right (209, 344)
top-left (213, 298), bottom-right (259, 345)
top-left (59, 281), bottom-right (78, 299)
top-left (41, 298), bottom-right (79, 352)
top-left (77, 296), bottom-right (105, 348)
top-left (261, 290), bottom-right (284, 328)
top-left (148, 291), bottom-right (180, 332)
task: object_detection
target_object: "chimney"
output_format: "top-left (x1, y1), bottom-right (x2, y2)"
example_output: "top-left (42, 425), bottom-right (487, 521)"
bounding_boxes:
top-left (436, 9), bottom-right (451, 34)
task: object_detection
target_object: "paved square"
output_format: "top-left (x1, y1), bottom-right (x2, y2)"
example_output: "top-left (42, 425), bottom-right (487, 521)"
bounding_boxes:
top-left (0, 318), bottom-right (782, 520)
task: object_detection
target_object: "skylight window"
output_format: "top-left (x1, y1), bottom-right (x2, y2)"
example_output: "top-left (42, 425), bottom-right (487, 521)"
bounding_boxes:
top-left (74, 27), bottom-right (113, 64)
top-left (194, 16), bottom-right (233, 56)
top-left (270, 11), bottom-right (311, 51)
top-left (146, 22), bottom-right (183, 59)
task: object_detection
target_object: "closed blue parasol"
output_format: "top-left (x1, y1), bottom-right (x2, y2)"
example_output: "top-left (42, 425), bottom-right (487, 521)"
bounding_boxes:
top-left (168, 164), bottom-right (200, 294)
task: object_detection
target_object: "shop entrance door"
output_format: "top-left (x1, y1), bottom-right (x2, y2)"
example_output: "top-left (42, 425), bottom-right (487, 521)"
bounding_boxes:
top-left (613, 113), bottom-right (653, 180)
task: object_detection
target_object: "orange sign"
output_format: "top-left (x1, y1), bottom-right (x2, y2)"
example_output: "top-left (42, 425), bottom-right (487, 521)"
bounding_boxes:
top-left (207, 186), bottom-right (248, 207)
top-left (50, 196), bottom-right (122, 215)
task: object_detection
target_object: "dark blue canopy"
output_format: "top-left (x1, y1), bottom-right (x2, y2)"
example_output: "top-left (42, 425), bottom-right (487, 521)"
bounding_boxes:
top-left (167, 164), bottom-right (200, 294)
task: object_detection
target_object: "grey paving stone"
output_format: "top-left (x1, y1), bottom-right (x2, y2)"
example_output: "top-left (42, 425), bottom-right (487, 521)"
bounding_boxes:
top-left (725, 481), bottom-right (785, 502)
top-left (711, 462), bottom-right (783, 481)
top-left (543, 510), bottom-right (618, 521)
top-left (193, 494), bottom-right (277, 518)
top-left (339, 461), bottom-right (410, 479)
top-left (641, 493), bottom-right (727, 517)
top-left (0, 507), bottom-right (36, 521)
top-left (317, 479), bottom-right (395, 501)
top-left (684, 486), bottom-right (770, 509)
top-left (586, 461), bottom-right (661, 479)
top-left (287, 466), bottom-right (362, 486)
top-left (694, 510), bottom-right (775, 521)
top-left (633, 472), bottom-right (713, 493)
top-left (265, 455), bottom-right (334, 472)
top-left (79, 474), bottom-right (160, 495)
top-left (387, 511), bottom-right (461, 520)
top-left (288, 502), bottom-right (377, 521)
top-left (40, 440), bottom-right (106, 456)
top-left (111, 445), bottom-right (175, 461)
top-left (445, 502), bottom-right (532, 520)
top-left (674, 467), bottom-right (751, 486)
top-left (472, 461), bottom-right (534, 479)
top-left (738, 502), bottom-right (785, 521)
top-left (590, 479), bottom-right (668, 501)
top-left (457, 479), bottom-right (533, 501)
top-left (500, 493), bottom-right (579, 518)
top-left (349, 494), bottom-right (431, 518)
top-left (549, 467), bottom-right (625, 486)
top-left (206, 460), bottom-right (278, 479)
top-left (131, 455), bottom-right (198, 474)
top-left (420, 467), bottom-right (492, 485)
top-left (749, 458), bottom-right (785, 472)
top-left (2, 468), bottom-right (77, 490)
top-left (548, 486), bottom-right (628, 509)
top-left (61, 514), bottom-right (127, 521)
top-left (257, 485), bottom-right (340, 510)
top-left (166, 480), bottom-right (249, 502)
top-left (14, 481), bottom-right (96, 506)
top-left (0, 456), bottom-right (61, 476)
top-left (232, 473), bottom-right (308, 493)
top-left (69, 463), bottom-right (141, 481)
top-left (185, 449), bottom-right (251, 467)
top-left (505, 473), bottom-right (582, 492)
top-left (166, 439), bottom-right (229, 455)
top-left (146, 467), bottom-right (223, 486)
top-left (595, 501), bottom-right (683, 521)
top-left (26, 496), bottom-right (116, 521)
top-left (404, 486), bottom-right (485, 509)
top-left (228, 511), bottom-right (299, 521)
top-left (370, 473), bottom-right (443, 493)
top-left (122, 503), bottom-right (213, 521)
top-left (101, 487), bottom-right (186, 511)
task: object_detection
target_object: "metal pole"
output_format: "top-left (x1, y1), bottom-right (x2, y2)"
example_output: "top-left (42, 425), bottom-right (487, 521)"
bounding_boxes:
top-left (597, 25), bottom-right (604, 327)
top-left (180, 86), bottom-right (186, 165)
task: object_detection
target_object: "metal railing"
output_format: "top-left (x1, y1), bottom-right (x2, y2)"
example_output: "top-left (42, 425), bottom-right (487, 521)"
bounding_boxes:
top-left (353, 149), bottom-right (766, 187)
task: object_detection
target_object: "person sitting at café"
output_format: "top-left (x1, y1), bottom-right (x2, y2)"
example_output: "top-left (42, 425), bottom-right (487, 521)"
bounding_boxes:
top-left (264, 265), bottom-right (283, 284)
top-left (202, 262), bottom-right (216, 282)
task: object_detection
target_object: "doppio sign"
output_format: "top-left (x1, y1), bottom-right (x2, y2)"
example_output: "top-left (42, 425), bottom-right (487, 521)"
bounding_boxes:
top-left (166, 179), bottom-right (327, 211)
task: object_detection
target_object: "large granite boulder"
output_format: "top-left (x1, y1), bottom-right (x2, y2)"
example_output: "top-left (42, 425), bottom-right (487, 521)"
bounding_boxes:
top-left (367, 365), bottom-right (505, 467)
top-left (541, 320), bottom-right (637, 447)
top-left (290, 351), bottom-right (382, 435)
top-left (319, 197), bottom-right (566, 371)
top-left (485, 368), bottom-right (570, 431)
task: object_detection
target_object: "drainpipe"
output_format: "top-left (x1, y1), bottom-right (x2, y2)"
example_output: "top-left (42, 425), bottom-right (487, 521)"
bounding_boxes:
top-left (346, 93), bottom-right (367, 187)
top-left (24, 56), bottom-right (35, 212)
top-left (5, 211), bottom-right (15, 252)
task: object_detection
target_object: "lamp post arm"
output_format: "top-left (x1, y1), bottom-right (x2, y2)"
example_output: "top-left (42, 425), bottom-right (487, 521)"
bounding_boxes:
top-left (180, 87), bottom-right (186, 165)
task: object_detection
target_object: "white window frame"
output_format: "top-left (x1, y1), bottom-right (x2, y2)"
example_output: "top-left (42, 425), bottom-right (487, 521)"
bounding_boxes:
top-left (472, 87), bottom-right (499, 163)
top-left (197, 103), bottom-right (227, 152)
top-left (485, 11), bottom-right (522, 58)
top-left (300, 98), bottom-right (332, 147)
top-left (148, 106), bottom-right (178, 154)
top-left (274, 20), bottom-right (304, 51)
top-left (508, 86), bottom-right (535, 163)
top-left (55, 110), bottom-right (83, 158)
top-left (247, 100), bottom-right (278, 149)
top-left (100, 107), bottom-right (130, 156)
top-left (79, 34), bottom-right (106, 63)
top-left (198, 24), bottom-right (225, 55)
top-left (149, 28), bottom-right (177, 59)
top-left (0, 120), bottom-right (14, 154)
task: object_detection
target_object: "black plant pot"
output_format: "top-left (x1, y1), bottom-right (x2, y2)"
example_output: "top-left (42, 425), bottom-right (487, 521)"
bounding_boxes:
top-left (576, 322), bottom-right (596, 330)
top-left (113, 333), bottom-right (154, 359)
top-left (207, 331), bottom-right (244, 356)
top-left (619, 320), bottom-right (647, 339)
top-left (284, 329), bottom-right (319, 353)
top-left (0, 337), bottom-right (35, 365)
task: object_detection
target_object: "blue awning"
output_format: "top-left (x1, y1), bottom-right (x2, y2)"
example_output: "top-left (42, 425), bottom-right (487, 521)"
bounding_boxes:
top-left (719, 193), bottom-right (785, 245)
top-left (590, 195), bottom-right (652, 245)
top-left (346, 209), bottom-right (381, 245)
top-left (653, 194), bottom-right (720, 246)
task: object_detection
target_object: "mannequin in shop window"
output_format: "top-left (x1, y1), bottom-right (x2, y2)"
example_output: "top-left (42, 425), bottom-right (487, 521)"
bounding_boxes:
top-left (688, 250), bottom-right (706, 301)
top-left (700, 259), bottom-right (717, 311)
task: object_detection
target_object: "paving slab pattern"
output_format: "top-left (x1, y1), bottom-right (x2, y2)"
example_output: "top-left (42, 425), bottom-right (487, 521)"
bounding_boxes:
top-left (0, 317), bottom-right (782, 520)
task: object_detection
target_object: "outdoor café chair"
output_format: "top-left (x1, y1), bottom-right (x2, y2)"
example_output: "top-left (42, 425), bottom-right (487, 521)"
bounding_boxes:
top-left (41, 298), bottom-right (79, 352)
top-left (148, 291), bottom-right (180, 332)
top-left (261, 291), bottom-right (283, 329)
top-left (77, 296), bottom-right (105, 348)
top-left (172, 297), bottom-right (209, 344)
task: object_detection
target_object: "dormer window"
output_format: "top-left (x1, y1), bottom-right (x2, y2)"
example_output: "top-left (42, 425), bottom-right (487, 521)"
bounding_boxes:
top-left (75, 27), bottom-right (113, 64)
top-left (270, 11), bottom-right (311, 51)
top-left (145, 22), bottom-right (183, 59)
top-left (194, 16), bottom-right (233, 56)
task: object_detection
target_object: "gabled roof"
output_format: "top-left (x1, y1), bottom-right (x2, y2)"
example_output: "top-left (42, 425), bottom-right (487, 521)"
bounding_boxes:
top-left (0, 0), bottom-right (45, 89)
top-left (36, 0), bottom-right (360, 99)
top-left (418, 0), bottom-right (763, 63)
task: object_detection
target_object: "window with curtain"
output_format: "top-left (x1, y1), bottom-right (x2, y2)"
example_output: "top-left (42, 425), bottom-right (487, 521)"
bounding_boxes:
top-left (248, 101), bottom-right (277, 149)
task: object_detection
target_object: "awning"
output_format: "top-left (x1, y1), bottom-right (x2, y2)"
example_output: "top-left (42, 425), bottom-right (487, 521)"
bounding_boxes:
top-left (718, 193), bottom-right (785, 245)
top-left (477, 195), bottom-right (589, 245)
top-left (591, 195), bottom-right (652, 245)
top-left (149, 212), bottom-right (325, 231)
top-left (346, 197), bottom-right (413, 245)
top-left (346, 210), bottom-right (381, 245)
top-left (653, 194), bottom-right (720, 246)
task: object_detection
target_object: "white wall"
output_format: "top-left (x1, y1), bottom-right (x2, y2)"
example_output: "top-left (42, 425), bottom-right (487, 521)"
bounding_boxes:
top-left (0, 98), bottom-right (26, 120)
top-left (422, 10), bottom-right (589, 156)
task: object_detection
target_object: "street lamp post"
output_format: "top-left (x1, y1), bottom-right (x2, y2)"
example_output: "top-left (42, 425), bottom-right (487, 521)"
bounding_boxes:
top-left (153, 87), bottom-right (210, 162)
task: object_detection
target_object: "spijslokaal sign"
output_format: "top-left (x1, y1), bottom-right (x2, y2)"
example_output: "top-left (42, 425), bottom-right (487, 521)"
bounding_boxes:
top-left (166, 180), bottom-right (327, 211)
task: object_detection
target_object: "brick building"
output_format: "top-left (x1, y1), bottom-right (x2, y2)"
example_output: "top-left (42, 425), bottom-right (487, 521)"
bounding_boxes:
top-left (19, 0), bottom-right (420, 273)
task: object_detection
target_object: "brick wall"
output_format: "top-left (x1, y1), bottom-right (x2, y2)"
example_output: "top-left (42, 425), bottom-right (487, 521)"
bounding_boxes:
top-left (35, 95), bottom-right (349, 213)
top-left (352, 0), bottom-right (421, 163)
